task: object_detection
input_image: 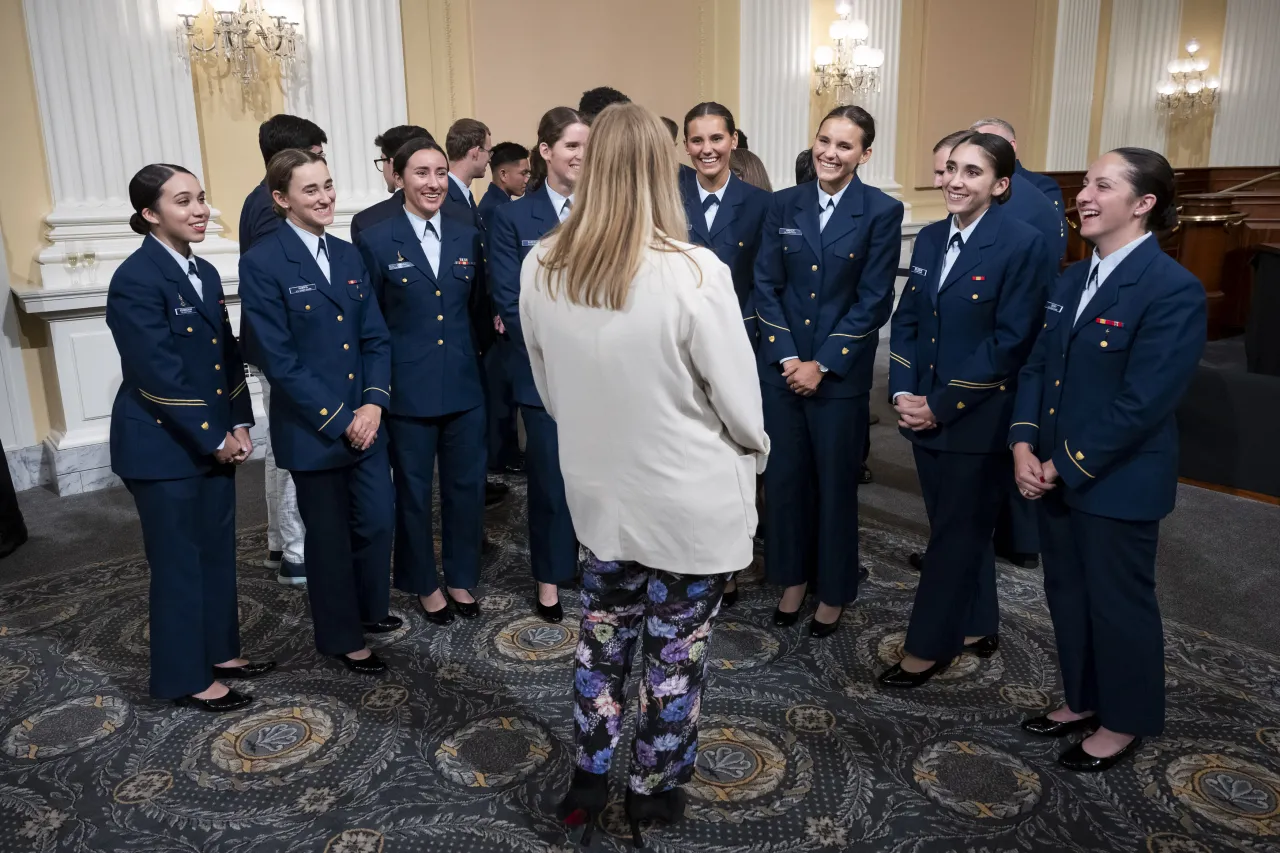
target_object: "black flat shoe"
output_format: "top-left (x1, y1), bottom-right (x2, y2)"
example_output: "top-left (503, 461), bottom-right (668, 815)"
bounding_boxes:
top-left (557, 766), bottom-right (608, 848)
top-left (419, 600), bottom-right (455, 625)
top-left (625, 787), bottom-right (686, 849)
top-left (1057, 737), bottom-right (1143, 772)
top-left (720, 586), bottom-right (739, 608)
top-left (536, 599), bottom-right (564, 623)
top-left (963, 635), bottom-right (1000, 658)
top-left (362, 616), bottom-right (403, 634)
top-left (211, 660), bottom-right (277, 679)
top-left (1020, 714), bottom-right (1100, 738)
top-left (907, 552), bottom-right (923, 572)
top-left (773, 607), bottom-right (800, 627)
top-left (448, 592), bottom-right (480, 619)
top-left (878, 659), bottom-right (950, 688)
top-left (808, 612), bottom-right (842, 638)
top-left (173, 688), bottom-right (253, 712)
top-left (335, 651), bottom-right (387, 674)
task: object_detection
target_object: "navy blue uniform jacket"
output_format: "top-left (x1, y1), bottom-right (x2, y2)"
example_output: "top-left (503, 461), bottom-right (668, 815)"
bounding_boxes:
top-left (107, 237), bottom-right (254, 480)
top-left (754, 177), bottom-right (905, 397)
top-left (1004, 174), bottom-right (1063, 265)
top-left (446, 178), bottom-right (482, 229)
top-left (239, 225), bottom-right (392, 472)
top-left (889, 204), bottom-right (1052, 452)
top-left (1010, 236), bottom-right (1206, 520)
top-left (1016, 162), bottom-right (1067, 260)
top-left (487, 184), bottom-right (566, 407)
top-left (681, 174), bottom-right (771, 335)
top-left (356, 211), bottom-right (488, 418)
top-left (476, 183), bottom-right (510, 230)
top-left (350, 189), bottom-right (405, 246)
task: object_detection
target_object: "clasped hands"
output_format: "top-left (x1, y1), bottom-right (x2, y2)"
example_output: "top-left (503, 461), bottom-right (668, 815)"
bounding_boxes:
top-left (1013, 442), bottom-right (1058, 500)
top-left (345, 404), bottom-right (382, 451)
top-left (782, 360), bottom-right (824, 396)
top-left (893, 394), bottom-right (938, 431)
top-left (214, 427), bottom-right (253, 465)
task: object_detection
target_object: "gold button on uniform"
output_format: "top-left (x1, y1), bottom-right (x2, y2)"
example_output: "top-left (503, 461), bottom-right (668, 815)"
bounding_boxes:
top-left (999, 385), bottom-right (1006, 391)
top-left (1055, 380), bottom-right (1061, 386)
top-left (216, 389), bottom-right (223, 395)
top-left (972, 293), bottom-right (979, 300)
top-left (348, 373), bottom-right (354, 379)
top-left (1100, 340), bottom-right (1108, 348)
top-left (435, 290), bottom-right (441, 296)
top-left (934, 311), bottom-right (938, 317)
top-left (402, 278), bottom-right (408, 283)
top-left (804, 319), bottom-right (810, 326)
top-left (848, 253), bottom-right (855, 259)
top-left (343, 343), bottom-right (350, 350)
top-left (186, 326), bottom-right (193, 333)
top-left (1049, 407), bottom-right (1055, 415)
top-left (155, 419), bottom-right (162, 424)
top-left (810, 293), bottom-right (816, 299)
top-left (1075, 450), bottom-right (1085, 460)
top-left (956, 402), bottom-right (965, 410)
top-left (768, 335), bottom-right (776, 343)
top-left (811, 265), bottom-right (818, 272)
top-left (214, 364), bottom-right (221, 371)
top-left (437, 339), bottom-right (444, 345)
top-left (337, 315), bottom-right (343, 322)
top-left (841, 347), bottom-right (849, 355)
top-left (305, 305), bottom-right (311, 311)
top-left (437, 315), bottom-right (444, 321)
top-left (211, 338), bottom-right (217, 344)
top-left (201, 422), bottom-right (209, 430)
top-left (738, 241), bottom-right (744, 247)
top-left (320, 408), bottom-right (328, 416)
top-left (931, 337), bottom-right (935, 343)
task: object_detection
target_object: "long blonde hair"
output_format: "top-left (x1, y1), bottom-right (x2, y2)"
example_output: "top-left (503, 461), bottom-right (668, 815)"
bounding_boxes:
top-left (538, 102), bottom-right (691, 310)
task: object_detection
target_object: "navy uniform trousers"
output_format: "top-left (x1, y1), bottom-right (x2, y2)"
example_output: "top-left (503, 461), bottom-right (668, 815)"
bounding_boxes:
top-left (522, 405), bottom-right (578, 585)
top-left (126, 468), bottom-right (238, 699)
top-left (388, 406), bottom-right (486, 595)
top-left (1040, 492), bottom-right (1164, 735)
top-left (761, 386), bottom-right (867, 607)
top-left (290, 448), bottom-right (394, 656)
top-left (906, 447), bottom-right (1002, 659)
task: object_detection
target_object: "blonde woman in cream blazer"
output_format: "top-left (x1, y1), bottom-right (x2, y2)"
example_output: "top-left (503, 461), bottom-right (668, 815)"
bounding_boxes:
top-left (517, 102), bottom-right (767, 849)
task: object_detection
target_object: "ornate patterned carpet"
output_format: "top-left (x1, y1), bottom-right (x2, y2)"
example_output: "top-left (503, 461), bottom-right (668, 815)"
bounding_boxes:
top-left (1, 477), bottom-right (1277, 853)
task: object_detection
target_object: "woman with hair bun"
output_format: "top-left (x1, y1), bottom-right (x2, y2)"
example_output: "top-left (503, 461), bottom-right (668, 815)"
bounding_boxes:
top-left (880, 132), bottom-right (1053, 689)
top-left (1010, 147), bottom-right (1205, 772)
top-left (107, 164), bottom-right (274, 712)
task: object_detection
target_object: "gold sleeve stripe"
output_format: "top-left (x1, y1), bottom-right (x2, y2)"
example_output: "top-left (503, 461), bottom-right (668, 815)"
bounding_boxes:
top-left (364, 387), bottom-right (390, 397)
top-left (828, 331), bottom-right (873, 339)
top-left (743, 313), bottom-right (758, 321)
top-left (1009, 422), bottom-right (1038, 429)
top-left (318, 402), bottom-right (344, 432)
top-left (757, 316), bottom-right (791, 332)
top-left (1064, 440), bottom-right (1095, 479)
top-left (946, 378), bottom-right (1008, 389)
top-left (889, 353), bottom-right (912, 368)
top-left (228, 381), bottom-right (248, 399)
top-left (140, 391), bottom-right (206, 407)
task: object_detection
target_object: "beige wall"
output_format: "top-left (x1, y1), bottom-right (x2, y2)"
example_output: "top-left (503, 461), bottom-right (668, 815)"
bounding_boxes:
top-left (0, 0), bottom-right (55, 441)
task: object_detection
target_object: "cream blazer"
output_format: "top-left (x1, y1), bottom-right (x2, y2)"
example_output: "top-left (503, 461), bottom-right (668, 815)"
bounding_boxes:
top-left (519, 239), bottom-right (770, 576)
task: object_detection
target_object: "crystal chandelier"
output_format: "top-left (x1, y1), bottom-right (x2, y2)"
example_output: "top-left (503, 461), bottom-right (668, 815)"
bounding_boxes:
top-left (177, 0), bottom-right (302, 87)
top-left (813, 1), bottom-right (884, 104)
top-left (1156, 37), bottom-right (1219, 118)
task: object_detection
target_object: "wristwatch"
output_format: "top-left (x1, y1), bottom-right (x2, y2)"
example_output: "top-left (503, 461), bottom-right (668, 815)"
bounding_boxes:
top-left (816, 362), bottom-right (829, 374)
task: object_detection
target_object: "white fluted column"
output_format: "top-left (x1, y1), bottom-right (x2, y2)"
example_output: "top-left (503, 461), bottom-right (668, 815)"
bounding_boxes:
top-left (22, 0), bottom-right (237, 289)
top-left (1210, 0), bottom-right (1280, 166)
top-left (740, 0), bottom-right (812, 190)
top-left (1098, 0), bottom-right (1182, 155)
top-left (836, 0), bottom-right (902, 197)
top-left (289, 0), bottom-right (407, 236)
top-left (1045, 0), bottom-right (1102, 170)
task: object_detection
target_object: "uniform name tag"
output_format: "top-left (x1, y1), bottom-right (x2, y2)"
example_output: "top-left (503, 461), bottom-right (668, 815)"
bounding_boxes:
top-left (779, 228), bottom-right (803, 236)
top-left (388, 261), bottom-right (414, 270)
top-left (1046, 302), bottom-right (1064, 313)
top-left (911, 265), bottom-right (928, 276)
top-left (288, 284), bottom-right (317, 294)
top-left (521, 239), bottom-right (538, 247)
top-left (173, 306), bottom-right (197, 315)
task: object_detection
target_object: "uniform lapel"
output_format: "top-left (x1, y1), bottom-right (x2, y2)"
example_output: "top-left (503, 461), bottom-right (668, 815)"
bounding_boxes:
top-left (1071, 234), bottom-right (1160, 337)
top-left (707, 175), bottom-right (742, 242)
top-left (142, 235), bottom-right (219, 329)
top-left (392, 213), bottom-right (436, 283)
top-left (792, 184), bottom-right (822, 260)
top-left (819, 175), bottom-right (864, 249)
top-left (439, 213), bottom-right (470, 279)
top-left (532, 185), bottom-right (559, 232)
top-left (683, 182), bottom-right (711, 245)
top-left (277, 224), bottom-right (345, 310)
top-left (939, 206), bottom-right (1000, 296)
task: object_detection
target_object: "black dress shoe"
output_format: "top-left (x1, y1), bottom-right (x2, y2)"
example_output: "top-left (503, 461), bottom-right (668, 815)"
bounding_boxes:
top-left (878, 659), bottom-right (950, 688)
top-left (773, 607), bottom-right (800, 627)
top-left (448, 592), bottom-right (480, 619)
top-left (907, 552), bottom-right (923, 572)
top-left (212, 660), bottom-right (277, 679)
top-left (1020, 714), bottom-right (1100, 738)
top-left (362, 616), bottom-right (403, 634)
top-left (419, 600), bottom-right (455, 625)
top-left (174, 688), bottom-right (253, 712)
top-left (502, 457), bottom-right (526, 475)
top-left (484, 479), bottom-right (509, 506)
top-left (963, 635), bottom-right (1000, 658)
top-left (1057, 737), bottom-right (1142, 772)
top-left (721, 586), bottom-right (739, 608)
top-left (335, 651), bottom-right (387, 674)
top-left (536, 599), bottom-right (564, 623)
top-left (860, 465), bottom-right (873, 484)
top-left (808, 612), bottom-right (841, 638)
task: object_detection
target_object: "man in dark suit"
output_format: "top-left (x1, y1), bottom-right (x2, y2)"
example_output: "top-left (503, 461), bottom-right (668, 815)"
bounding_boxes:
top-left (444, 118), bottom-right (490, 229)
top-left (476, 142), bottom-right (530, 230)
top-left (350, 124), bottom-right (433, 245)
top-left (238, 115), bottom-right (327, 588)
top-left (972, 117), bottom-right (1067, 261)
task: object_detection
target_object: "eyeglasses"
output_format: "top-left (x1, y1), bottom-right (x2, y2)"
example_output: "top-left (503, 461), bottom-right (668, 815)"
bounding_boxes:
top-left (373, 156), bottom-right (390, 172)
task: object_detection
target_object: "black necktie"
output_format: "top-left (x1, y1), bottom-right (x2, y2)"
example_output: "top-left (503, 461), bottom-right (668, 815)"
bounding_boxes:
top-left (702, 195), bottom-right (719, 212)
top-left (186, 260), bottom-right (202, 301)
top-left (819, 198), bottom-right (834, 231)
top-left (422, 220), bottom-right (438, 240)
top-left (1076, 265), bottom-right (1100, 323)
top-left (317, 239), bottom-right (328, 261)
top-left (948, 232), bottom-right (964, 253)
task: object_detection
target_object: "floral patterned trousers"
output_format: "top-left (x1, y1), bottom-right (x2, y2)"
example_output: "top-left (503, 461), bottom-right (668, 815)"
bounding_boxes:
top-left (571, 547), bottom-right (729, 795)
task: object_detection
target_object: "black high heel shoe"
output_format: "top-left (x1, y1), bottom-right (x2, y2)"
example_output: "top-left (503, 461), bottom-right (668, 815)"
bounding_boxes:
top-left (556, 767), bottom-right (608, 848)
top-left (625, 787), bottom-right (686, 849)
top-left (963, 634), bottom-right (1000, 658)
top-left (447, 590), bottom-right (480, 619)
